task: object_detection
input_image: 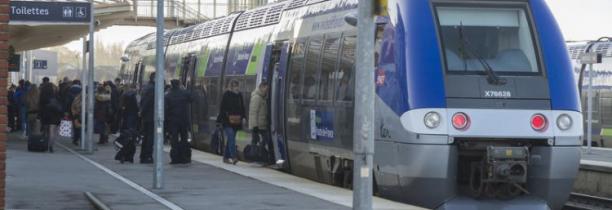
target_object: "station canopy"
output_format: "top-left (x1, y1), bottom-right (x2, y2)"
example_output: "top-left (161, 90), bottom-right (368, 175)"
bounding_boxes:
top-left (9, 0), bottom-right (131, 51)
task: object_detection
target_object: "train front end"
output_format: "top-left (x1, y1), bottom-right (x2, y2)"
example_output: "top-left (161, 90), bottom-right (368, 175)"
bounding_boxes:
top-left (380, 0), bottom-right (582, 209)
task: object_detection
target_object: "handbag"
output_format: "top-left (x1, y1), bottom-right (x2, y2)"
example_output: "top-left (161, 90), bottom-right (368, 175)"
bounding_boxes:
top-left (228, 114), bottom-right (241, 127)
top-left (58, 119), bottom-right (73, 138)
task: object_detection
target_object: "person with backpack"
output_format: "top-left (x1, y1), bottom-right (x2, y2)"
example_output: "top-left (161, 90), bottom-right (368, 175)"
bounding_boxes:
top-left (39, 77), bottom-right (62, 153)
top-left (165, 79), bottom-right (193, 164)
top-left (217, 79), bottom-right (245, 165)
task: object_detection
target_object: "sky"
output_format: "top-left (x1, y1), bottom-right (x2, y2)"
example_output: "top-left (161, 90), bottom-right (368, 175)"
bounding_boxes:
top-left (63, 0), bottom-right (612, 52)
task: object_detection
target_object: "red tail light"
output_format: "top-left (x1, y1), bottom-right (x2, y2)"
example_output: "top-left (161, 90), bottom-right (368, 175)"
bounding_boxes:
top-left (531, 114), bottom-right (547, 131)
top-left (452, 112), bottom-right (470, 130)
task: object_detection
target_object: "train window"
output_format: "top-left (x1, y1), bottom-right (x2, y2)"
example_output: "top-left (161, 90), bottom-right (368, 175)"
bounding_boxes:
top-left (336, 36), bottom-right (356, 102)
top-left (319, 36), bottom-right (341, 101)
top-left (303, 37), bottom-right (323, 100)
top-left (289, 41), bottom-right (306, 100)
top-left (436, 6), bottom-right (540, 74)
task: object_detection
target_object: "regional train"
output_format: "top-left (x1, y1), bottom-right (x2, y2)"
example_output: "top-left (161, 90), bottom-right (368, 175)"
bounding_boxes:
top-left (120, 0), bottom-right (582, 209)
top-left (567, 40), bottom-right (612, 147)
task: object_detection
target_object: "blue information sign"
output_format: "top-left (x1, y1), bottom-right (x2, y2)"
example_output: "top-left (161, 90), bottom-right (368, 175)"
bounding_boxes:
top-left (10, 1), bottom-right (90, 23)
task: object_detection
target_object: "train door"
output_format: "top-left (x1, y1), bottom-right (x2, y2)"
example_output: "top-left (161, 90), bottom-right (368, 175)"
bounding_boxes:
top-left (180, 54), bottom-right (198, 142)
top-left (269, 42), bottom-right (291, 169)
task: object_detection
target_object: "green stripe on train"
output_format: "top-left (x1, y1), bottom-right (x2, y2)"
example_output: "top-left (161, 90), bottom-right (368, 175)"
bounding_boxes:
top-left (246, 41), bottom-right (265, 76)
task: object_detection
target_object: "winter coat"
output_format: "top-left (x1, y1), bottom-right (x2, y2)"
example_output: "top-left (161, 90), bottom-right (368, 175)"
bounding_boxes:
top-left (248, 87), bottom-right (267, 130)
top-left (140, 81), bottom-right (155, 123)
top-left (217, 91), bottom-right (245, 130)
top-left (94, 89), bottom-right (112, 123)
top-left (71, 94), bottom-right (82, 128)
top-left (39, 82), bottom-right (62, 125)
top-left (94, 88), bottom-right (112, 134)
top-left (165, 87), bottom-right (193, 127)
top-left (120, 90), bottom-right (139, 130)
top-left (64, 84), bottom-right (81, 115)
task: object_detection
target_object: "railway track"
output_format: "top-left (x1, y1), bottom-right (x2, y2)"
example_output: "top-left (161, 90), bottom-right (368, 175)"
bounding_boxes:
top-left (565, 192), bottom-right (612, 210)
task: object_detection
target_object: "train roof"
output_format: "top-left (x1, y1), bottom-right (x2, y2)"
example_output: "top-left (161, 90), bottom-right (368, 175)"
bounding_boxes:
top-left (125, 0), bottom-right (344, 51)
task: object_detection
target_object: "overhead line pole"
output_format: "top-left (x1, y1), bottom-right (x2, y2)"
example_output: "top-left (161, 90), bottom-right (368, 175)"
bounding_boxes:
top-left (153, 0), bottom-right (165, 189)
top-left (81, 37), bottom-right (87, 151)
top-left (86, 0), bottom-right (95, 154)
top-left (352, 0), bottom-right (375, 209)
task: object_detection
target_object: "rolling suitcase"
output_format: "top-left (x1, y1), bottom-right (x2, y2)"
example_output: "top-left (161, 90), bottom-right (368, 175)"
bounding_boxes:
top-left (28, 134), bottom-right (48, 152)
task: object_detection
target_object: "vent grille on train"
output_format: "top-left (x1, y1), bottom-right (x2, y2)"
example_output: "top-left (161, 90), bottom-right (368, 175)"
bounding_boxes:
top-left (234, 1), bottom-right (288, 31)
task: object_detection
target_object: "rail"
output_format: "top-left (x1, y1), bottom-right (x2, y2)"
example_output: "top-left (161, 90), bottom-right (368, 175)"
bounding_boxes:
top-left (564, 192), bottom-right (612, 210)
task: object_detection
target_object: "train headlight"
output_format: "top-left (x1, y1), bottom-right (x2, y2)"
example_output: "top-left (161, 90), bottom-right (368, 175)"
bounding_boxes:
top-left (424, 112), bottom-right (441, 129)
top-left (556, 114), bottom-right (573, 131)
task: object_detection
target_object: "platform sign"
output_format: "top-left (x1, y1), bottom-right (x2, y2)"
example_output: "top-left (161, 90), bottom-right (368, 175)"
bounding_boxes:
top-left (33, 59), bottom-right (47, 70)
top-left (10, 1), bottom-right (90, 23)
top-left (9, 54), bottom-right (20, 72)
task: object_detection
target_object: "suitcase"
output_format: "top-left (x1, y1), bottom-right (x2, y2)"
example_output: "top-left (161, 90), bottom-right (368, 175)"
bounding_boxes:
top-left (28, 134), bottom-right (48, 152)
top-left (114, 129), bottom-right (136, 163)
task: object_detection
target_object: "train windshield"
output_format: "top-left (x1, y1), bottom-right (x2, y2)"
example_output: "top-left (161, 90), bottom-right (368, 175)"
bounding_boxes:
top-left (436, 6), bottom-right (540, 75)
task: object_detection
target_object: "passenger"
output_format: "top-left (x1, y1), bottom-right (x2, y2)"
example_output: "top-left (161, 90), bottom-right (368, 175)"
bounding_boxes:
top-left (7, 84), bottom-right (16, 132)
top-left (25, 84), bottom-right (39, 136)
top-left (165, 79), bottom-right (193, 164)
top-left (39, 77), bottom-right (62, 153)
top-left (71, 93), bottom-right (82, 146)
top-left (139, 73), bottom-right (156, 164)
top-left (106, 80), bottom-right (121, 135)
top-left (120, 84), bottom-right (139, 131)
top-left (66, 80), bottom-right (82, 145)
top-left (94, 85), bottom-right (112, 144)
top-left (14, 80), bottom-right (27, 137)
top-left (58, 77), bottom-right (71, 112)
top-left (217, 79), bottom-right (245, 165)
top-left (248, 81), bottom-right (274, 164)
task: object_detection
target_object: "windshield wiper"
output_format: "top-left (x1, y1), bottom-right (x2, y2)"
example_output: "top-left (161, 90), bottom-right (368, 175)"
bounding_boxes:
top-left (457, 23), bottom-right (507, 85)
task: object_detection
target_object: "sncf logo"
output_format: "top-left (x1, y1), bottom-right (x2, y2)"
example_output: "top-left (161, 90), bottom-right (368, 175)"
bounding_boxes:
top-left (485, 90), bottom-right (512, 98)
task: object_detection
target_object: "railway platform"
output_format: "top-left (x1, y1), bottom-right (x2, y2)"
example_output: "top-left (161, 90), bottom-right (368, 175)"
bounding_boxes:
top-left (574, 147), bottom-right (612, 199)
top-left (5, 133), bottom-right (422, 210)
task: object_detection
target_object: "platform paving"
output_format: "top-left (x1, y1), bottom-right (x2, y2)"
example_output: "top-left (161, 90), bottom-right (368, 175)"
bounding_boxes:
top-left (6, 133), bottom-right (166, 210)
top-left (5, 132), bottom-right (353, 210)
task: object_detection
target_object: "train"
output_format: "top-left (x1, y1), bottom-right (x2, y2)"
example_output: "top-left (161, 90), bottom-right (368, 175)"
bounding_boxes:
top-left (567, 40), bottom-right (612, 148)
top-left (119, 0), bottom-right (582, 209)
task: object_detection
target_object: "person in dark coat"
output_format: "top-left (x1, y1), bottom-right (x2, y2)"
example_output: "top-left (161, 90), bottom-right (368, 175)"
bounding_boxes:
top-left (39, 77), bottom-right (62, 153)
top-left (8, 84), bottom-right (16, 132)
top-left (139, 73), bottom-right (156, 164)
top-left (121, 84), bottom-right (139, 131)
top-left (94, 85), bottom-right (112, 144)
top-left (106, 81), bottom-right (121, 135)
top-left (217, 79), bottom-right (245, 164)
top-left (14, 80), bottom-right (27, 136)
top-left (165, 79), bottom-right (193, 164)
